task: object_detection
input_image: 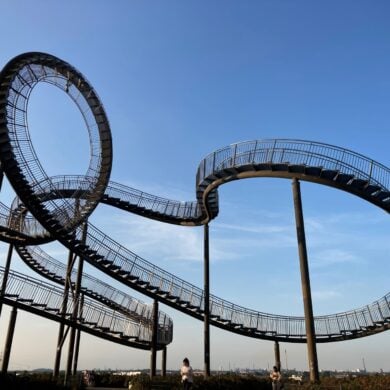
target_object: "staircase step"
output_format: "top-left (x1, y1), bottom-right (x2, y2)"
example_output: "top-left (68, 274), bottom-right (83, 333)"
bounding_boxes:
top-left (4, 294), bottom-right (19, 298)
top-left (90, 253), bottom-right (104, 261)
top-left (364, 184), bottom-right (382, 195)
top-left (373, 191), bottom-right (390, 201)
top-left (116, 270), bottom-right (129, 277)
top-left (320, 169), bottom-right (338, 180)
top-left (335, 173), bottom-right (354, 184)
top-left (110, 331), bottom-right (124, 337)
top-left (349, 178), bottom-right (369, 190)
top-left (271, 163), bottom-right (289, 172)
top-left (83, 321), bottom-right (98, 326)
top-left (304, 166), bottom-right (322, 176)
top-left (236, 163), bottom-right (255, 173)
top-left (137, 281), bottom-right (150, 288)
top-left (46, 307), bottom-right (60, 313)
top-left (16, 298), bottom-right (34, 303)
top-left (288, 164), bottom-right (306, 174)
top-left (100, 259), bottom-right (113, 267)
top-left (94, 326), bottom-right (110, 332)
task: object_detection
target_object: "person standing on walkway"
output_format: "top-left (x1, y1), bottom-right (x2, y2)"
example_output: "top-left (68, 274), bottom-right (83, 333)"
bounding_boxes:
top-left (270, 365), bottom-right (282, 390)
top-left (180, 357), bottom-right (193, 389)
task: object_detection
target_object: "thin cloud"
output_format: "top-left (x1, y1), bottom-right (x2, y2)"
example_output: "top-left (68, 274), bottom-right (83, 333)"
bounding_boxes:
top-left (312, 289), bottom-right (342, 301)
top-left (310, 249), bottom-right (361, 268)
top-left (213, 222), bottom-right (291, 234)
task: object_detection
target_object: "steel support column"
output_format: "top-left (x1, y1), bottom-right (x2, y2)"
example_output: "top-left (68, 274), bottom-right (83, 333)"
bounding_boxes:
top-left (72, 294), bottom-right (84, 376)
top-left (66, 224), bottom-right (87, 383)
top-left (0, 244), bottom-right (14, 318)
top-left (162, 346), bottom-right (167, 377)
top-left (204, 223), bottom-right (210, 377)
top-left (150, 298), bottom-right (159, 378)
top-left (274, 341), bottom-right (281, 371)
top-left (1, 306), bottom-right (18, 374)
top-left (292, 178), bottom-right (319, 383)
top-left (53, 249), bottom-right (74, 378)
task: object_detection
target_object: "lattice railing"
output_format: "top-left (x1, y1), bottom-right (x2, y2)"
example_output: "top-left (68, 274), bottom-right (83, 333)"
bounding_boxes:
top-left (0, 267), bottom-right (171, 345)
top-left (70, 219), bottom-right (390, 339)
top-left (197, 139), bottom-right (390, 191)
top-left (17, 245), bottom-right (173, 330)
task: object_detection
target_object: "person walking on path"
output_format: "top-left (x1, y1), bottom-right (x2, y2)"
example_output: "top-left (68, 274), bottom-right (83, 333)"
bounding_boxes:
top-left (180, 357), bottom-right (193, 389)
top-left (270, 365), bottom-right (282, 390)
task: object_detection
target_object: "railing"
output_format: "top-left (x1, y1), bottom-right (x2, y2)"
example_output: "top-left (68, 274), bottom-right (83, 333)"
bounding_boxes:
top-left (4, 134), bottom-right (389, 242)
top-left (68, 217), bottom-right (390, 340)
top-left (16, 245), bottom-right (173, 331)
top-left (2, 53), bottom-right (111, 235)
top-left (1, 154), bottom-right (388, 340)
top-left (197, 139), bottom-right (390, 192)
top-left (43, 175), bottom-right (202, 221)
top-left (0, 266), bottom-right (171, 345)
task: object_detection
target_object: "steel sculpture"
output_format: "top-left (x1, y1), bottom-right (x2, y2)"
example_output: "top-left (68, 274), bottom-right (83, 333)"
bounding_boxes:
top-left (0, 52), bottom-right (172, 378)
top-left (0, 53), bottom-right (389, 380)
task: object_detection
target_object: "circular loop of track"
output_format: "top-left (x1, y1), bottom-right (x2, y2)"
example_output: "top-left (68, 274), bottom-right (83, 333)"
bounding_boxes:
top-left (0, 52), bottom-right (112, 238)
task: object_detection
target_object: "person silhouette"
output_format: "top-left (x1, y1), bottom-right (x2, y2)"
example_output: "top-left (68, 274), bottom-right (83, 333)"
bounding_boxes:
top-left (180, 357), bottom-right (193, 389)
top-left (270, 365), bottom-right (282, 390)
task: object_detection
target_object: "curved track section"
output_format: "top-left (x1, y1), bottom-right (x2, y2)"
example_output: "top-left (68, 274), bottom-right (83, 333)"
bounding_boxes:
top-left (0, 267), bottom-right (170, 349)
top-left (15, 245), bottom-right (173, 331)
top-left (0, 52), bottom-right (389, 344)
top-left (196, 140), bottom-right (390, 221)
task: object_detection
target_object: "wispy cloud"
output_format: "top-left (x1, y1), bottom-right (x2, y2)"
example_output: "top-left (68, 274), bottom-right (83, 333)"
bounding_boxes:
top-left (213, 222), bottom-right (291, 234)
top-left (312, 289), bottom-right (342, 301)
top-left (310, 248), bottom-right (361, 268)
top-left (112, 216), bottom-right (204, 262)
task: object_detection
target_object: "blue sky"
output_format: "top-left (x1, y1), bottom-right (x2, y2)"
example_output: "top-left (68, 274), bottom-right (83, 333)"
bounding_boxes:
top-left (0, 0), bottom-right (389, 372)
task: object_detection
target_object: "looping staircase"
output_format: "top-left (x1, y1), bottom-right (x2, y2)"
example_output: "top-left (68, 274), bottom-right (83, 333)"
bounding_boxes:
top-left (0, 51), bottom-right (389, 345)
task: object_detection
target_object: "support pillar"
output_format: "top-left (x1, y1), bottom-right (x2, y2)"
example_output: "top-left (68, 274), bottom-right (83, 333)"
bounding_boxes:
top-left (1, 306), bottom-right (18, 373)
top-left (161, 346), bottom-right (167, 377)
top-left (274, 341), bottom-right (281, 371)
top-left (0, 244), bottom-right (14, 318)
top-left (292, 178), bottom-right (319, 383)
top-left (66, 222), bottom-right (87, 383)
top-left (150, 298), bottom-right (158, 378)
top-left (204, 223), bottom-right (210, 377)
top-left (53, 249), bottom-right (74, 378)
top-left (72, 294), bottom-right (84, 376)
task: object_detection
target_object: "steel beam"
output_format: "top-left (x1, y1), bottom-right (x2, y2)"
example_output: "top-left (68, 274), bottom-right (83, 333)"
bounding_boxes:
top-left (72, 294), bottom-right (84, 376)
top-left (53, 249), bottom-right (73, 378)
top-left (292, 178), bottom-right (319, 382)
top-left (1, 306), bottom-right (17, 373)
top-left (150, 298), bottom-right (158, 378)
top-left (0, 244), bottom-right (14, 317)
top-left (66, 222), bottom-right (87, 383)
top-left (162, 346), bottom-right (167, 377)
top-left (274, 341), bottom-right (281, 371)
top-left (204, 223), bottom-right (210, 377)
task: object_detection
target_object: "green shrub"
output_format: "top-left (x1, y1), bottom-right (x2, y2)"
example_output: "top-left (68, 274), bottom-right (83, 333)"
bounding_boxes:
top-left (0, 372), bottom-right (85, 389)
top-left (129, 373), bottom-right (271, 390)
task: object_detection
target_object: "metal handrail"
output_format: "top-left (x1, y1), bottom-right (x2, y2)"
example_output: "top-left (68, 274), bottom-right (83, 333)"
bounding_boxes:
top-left (0, 267), bottom-right (171, 345)
top-left (15, 245), bottom-right (173, 330)
top-left (197, 139), bottom-right (390, 191)
top-left (17, 167), bottom-right (389, 339)
top-left (68, 217), bottom-right (390, 340)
